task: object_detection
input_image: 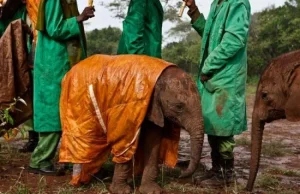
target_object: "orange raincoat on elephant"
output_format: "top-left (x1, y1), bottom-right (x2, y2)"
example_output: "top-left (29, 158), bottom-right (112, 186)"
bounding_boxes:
top-left (59, 55), bottom-right (181, 185)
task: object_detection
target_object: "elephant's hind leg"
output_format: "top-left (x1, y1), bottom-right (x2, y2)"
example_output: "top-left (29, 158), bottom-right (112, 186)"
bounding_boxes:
top-left (139, 122), bottom-right (163, 194)
top-left (109, 161), bottom-right (132, 194)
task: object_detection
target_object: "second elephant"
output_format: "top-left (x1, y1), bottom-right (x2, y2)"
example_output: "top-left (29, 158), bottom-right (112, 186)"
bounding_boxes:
top-left (247, 50), bottom-right (300, 191)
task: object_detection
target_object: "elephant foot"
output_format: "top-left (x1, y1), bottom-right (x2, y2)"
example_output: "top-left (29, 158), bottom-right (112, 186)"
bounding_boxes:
top-left (139, 182), bottom-right (162, 194)
top-left (109, 183), bottom-right (132, 194)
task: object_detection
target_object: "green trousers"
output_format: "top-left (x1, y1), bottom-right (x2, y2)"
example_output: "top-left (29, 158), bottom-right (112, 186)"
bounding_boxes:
top-left (208, 135), bottom-right (235, 160)
top-left (29, 132), bottom-right (61, 168)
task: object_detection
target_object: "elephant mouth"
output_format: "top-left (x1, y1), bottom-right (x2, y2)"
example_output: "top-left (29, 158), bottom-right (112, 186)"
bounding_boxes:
top-left (265, 109), bottom-right (286, 123)
top-left (166, 116), bottom-right (182, 128)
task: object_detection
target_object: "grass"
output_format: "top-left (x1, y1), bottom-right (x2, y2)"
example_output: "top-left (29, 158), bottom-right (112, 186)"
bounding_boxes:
top-left (262, 141), bottom-right (292, 157)
top-left (256, 173), bottom-right (300, 194)
top-left (158, 166), bottom-right (181, 186)
top-left (1, 126), bottom-right (299, 194)
top-left (164, 182), bottom-right (212, 193)
top-left (235, 137), bottom-right (251, 147)
top-left (256, 173), bottom-right (280, 188)
top-left (37, 176), bottom-right (47, 194)
top-left (164, 181), bottom-right (244, 194)
top-left (5, 182), bottom-right (31, 194)
top-left (266, 167), bottom-right (300, 177)
top-left (0, 142), bottom-right (26, 166)
top-left (56, 182), bottom-right (108, 194)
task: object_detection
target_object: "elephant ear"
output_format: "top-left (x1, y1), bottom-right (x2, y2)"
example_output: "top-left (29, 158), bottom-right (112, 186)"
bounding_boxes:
top-left (285, 67), bottom-right (300, 121)
top-left (147, 94), bottom-right (164, 128)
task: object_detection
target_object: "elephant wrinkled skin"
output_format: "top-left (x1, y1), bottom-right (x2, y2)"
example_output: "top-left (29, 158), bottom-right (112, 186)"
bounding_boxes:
top-left (112, 66), bottom-right (205, 194)
top-left (247, 50), bottom-right (300, 191)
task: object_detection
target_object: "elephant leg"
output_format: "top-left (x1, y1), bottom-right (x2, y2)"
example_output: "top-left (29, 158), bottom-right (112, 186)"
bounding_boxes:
top-left (139, 121), bottom-right (163, 194)
top-left (109, 161), bottom-right (132, 194)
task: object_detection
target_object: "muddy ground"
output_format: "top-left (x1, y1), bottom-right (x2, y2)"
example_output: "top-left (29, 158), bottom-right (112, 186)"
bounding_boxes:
top-left (0, 90), bottom-right (299, 194)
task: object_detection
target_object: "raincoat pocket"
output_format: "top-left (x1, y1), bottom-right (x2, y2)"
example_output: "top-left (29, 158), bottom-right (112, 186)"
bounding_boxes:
top-left (202, 64), bottom-right (232, 93)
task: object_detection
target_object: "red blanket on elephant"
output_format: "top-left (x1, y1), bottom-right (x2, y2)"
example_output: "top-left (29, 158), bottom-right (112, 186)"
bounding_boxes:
top-left (59, 55), bottom-right (180, 185)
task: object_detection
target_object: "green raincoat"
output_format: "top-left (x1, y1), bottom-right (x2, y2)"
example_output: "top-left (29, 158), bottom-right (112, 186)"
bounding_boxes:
top-left (193, 0), bottom-right (251, 136)
top-left (34, 0), bottom-right (86, 132)
top-left (0, 5), bottom-right (26, 36)
top-left (117, 0), bottom-right (163, 58)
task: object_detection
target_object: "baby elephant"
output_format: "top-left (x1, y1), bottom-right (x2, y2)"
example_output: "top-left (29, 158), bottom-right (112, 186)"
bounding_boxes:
top-left (59, 55), bottom-right (204, 194)
top-left (247, 50), bottom-right (300, 191)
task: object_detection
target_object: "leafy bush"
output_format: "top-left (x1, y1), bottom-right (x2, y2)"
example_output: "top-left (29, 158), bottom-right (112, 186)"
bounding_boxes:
top-left (0, 97), bottom-right (27, 138)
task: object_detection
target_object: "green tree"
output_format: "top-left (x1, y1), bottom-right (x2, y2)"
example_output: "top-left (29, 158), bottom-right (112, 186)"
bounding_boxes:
top-left (86, 26), bottom-right (122, 56)
top-left (247, 0), bottom-right (300, 76)
top-left (162, 31), bottom-right (201, 78)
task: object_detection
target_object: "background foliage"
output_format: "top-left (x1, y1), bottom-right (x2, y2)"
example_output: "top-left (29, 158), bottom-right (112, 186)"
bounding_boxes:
top-left (87, 0), bottom-right (300, 78)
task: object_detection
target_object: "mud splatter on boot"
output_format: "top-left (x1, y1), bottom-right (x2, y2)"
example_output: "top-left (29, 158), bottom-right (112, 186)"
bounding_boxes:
top-left (196, 158), bottom-right (236, 188)
top-left (193, 149), bottom-right (221, 184)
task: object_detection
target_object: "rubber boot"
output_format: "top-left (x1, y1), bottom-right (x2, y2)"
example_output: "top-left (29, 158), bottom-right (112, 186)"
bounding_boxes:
top-left (19, 131), bottom-right (39, 153)
top-left (222, 158), bottom-right (235, 185)
top-left (194, 150), bottom-right (221, 184)
top-left (199, 158), bottom-right (235, 188)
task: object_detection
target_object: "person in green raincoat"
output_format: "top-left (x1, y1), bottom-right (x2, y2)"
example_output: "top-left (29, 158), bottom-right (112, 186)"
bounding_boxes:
top-left (184, 0), bottom-right (251, 187)
top-left (0, 0), bottom-right (39, 153)
top-left (28, 0), bottom-right (95, 176)
top-left (117, 0), bottom-right (163, 58)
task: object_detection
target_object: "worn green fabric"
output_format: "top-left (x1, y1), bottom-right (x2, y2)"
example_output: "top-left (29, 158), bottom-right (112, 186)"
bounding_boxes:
top-left (192, 0), bottom-right (251, 136)
top-left (0, 5), bottom-right (26, 36)
top-left (117, 0), bottom-right (163, 58)
top-left (208, 135), bottom-right (235, 160)
top-left (29, 132), bottom-right (61, 168)
top-left (34, 0), bottom-right (86, 132)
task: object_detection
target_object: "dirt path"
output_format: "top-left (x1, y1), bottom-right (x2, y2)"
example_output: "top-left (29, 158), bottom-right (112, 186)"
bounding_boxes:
top-left (0, 94), bottom-right (299, 194)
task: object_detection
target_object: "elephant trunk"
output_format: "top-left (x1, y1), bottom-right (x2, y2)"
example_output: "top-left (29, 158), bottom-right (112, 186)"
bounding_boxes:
top-left (246, 113), bottom-right (265, 191)
top-left (180, 123), bottom-right (204, 178)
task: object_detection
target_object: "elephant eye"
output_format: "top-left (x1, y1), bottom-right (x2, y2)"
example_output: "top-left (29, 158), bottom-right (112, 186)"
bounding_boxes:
top-left (262, 91), bottom-right (268, 101)
top-left (175, 103), bottom-right (185, 111)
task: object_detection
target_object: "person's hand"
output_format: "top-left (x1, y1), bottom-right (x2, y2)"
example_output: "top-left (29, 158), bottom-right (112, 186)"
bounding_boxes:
top-left (77, 6), bottom-right (95, 22)
top-left (183, 0), bottom-right (197, 10)
top-left (200, 73), bottom-right (211, 83)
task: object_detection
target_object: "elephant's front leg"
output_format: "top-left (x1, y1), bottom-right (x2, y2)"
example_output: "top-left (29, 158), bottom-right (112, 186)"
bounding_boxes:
top-left (139, 121), bottom-right (163, 194)
top-left (109, 161), bottom-right (132, 194)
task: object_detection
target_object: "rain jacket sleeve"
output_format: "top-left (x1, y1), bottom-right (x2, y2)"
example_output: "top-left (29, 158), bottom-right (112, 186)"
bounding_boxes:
top-left (201, 2), bottom-right (250, 75)
top-left (119, 0), bottom-right (146, 54)
top-left (44, 0), bottom-right (80, 41)
top-left (191, 14), bottom-right (206, 37)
